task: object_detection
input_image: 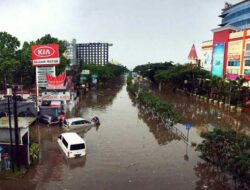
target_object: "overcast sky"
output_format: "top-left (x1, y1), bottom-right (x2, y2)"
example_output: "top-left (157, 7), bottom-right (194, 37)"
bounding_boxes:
top-left (0, 0), bottom-right (242, 69)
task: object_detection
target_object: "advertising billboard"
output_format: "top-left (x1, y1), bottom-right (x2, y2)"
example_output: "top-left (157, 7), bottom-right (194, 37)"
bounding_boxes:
top-left (32, 44), bottom-right (60, 66)
top-left (201, 49), bottom-right (212, 71)
top-left (228, 41), bottom-right (242, 61)
top-left (212, 43), bottom-right (225, 77)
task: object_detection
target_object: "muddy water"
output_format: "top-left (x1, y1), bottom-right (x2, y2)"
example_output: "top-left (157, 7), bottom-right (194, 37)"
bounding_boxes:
top-left (0, 78), bottom-right (242, 190)
top-left (154, 87), bottom-right (250, 136)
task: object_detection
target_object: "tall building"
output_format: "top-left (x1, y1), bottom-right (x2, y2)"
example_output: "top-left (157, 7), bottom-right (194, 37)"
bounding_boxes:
top-left (64, 39), bottom-right (77, 66)
top-left (76, 43), bottom-right (113, 65)
top-left (201, 1), bottom-right (250, 82)
top-left (219, 0), bottom-right (250, 30)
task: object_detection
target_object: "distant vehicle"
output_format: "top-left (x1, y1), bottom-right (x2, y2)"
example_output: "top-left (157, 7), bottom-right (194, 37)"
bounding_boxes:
top-left (38, 114), bottom-right (59, 125)
top-left (57, 132), bottom-right (86, 158)
top-left (63, 117), bottom-right (100, 131)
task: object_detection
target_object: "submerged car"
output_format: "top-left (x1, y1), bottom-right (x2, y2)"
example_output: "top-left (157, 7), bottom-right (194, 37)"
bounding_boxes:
top-left (58, 132), bottom-right (86, 158)
top-left (38, 114), bottom-right (59, 125)
top-left (63, 117), bottom-right (100, 131)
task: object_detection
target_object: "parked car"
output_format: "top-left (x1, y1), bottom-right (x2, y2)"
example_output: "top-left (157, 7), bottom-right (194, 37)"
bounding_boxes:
top-left (57, 132), bottom-right (86, 158)
top-left (38, 114), bottom-right (59, 125)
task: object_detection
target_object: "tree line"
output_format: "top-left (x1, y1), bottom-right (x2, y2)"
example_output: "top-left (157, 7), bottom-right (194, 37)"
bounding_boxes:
top-left (133, 62), bottom-right (250, 106)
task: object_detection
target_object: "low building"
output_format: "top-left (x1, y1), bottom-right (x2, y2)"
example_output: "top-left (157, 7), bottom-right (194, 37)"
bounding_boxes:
top-left (0, 117), bottom-right (36, 166)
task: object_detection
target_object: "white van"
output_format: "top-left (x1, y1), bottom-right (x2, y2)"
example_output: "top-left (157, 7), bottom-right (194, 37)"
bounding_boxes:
top-left (57, 132), bottom-right (86, 158)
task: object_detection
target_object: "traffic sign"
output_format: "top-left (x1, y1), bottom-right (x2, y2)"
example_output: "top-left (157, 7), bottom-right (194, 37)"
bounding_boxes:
top-left (186, 123), bottom-right (192, 130)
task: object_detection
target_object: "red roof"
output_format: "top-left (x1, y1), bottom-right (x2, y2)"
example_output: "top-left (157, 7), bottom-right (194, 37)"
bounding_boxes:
top-left (188, 44), bottom-right (198, 60)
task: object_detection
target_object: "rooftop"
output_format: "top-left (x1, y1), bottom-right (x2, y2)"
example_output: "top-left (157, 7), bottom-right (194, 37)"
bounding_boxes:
top-left (0, 117), bottom-right (36, 129)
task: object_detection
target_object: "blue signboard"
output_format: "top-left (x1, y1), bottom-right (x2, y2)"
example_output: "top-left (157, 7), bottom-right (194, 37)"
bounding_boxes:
top-left (212, 43), bottom-right (225, 77)
top-left (186, 123), bottom-right (192, 130)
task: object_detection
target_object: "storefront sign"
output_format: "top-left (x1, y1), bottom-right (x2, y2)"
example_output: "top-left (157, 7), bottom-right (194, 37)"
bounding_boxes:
top-left (81, 70), bottom-right (90, 75)
top-left (42, 93), bottom-right (70, 101)
top-left (32, 44), bottom-right (60, 66)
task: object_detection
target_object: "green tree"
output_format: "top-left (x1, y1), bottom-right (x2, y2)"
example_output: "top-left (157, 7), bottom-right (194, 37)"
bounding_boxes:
top-left (17, 41), bottom-right (36, 88)
top-left (0, 32), bottom-right (20, 88)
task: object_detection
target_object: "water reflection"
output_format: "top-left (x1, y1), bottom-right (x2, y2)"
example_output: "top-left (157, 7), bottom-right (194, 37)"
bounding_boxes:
top-left (128, 92), bottom-right (181, 145)
top-left (63, 156), bottom-right (86, 170)
top-left (155, 89), bottom-right (250, 135)
top-left (69, 77), bottom-right (124, 118)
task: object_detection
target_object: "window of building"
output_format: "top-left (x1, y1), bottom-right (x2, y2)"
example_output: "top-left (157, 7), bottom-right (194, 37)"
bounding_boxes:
top-left (245, 60), bottom-right (250, 66)
top-left (227, 69), bottom-right (239, 74)
top-left (246, 44), bottom-right (250, 51)
top-left (228, 60), bottom-right (240, 66)
top-left (244, 69), bottom-right (250, 75)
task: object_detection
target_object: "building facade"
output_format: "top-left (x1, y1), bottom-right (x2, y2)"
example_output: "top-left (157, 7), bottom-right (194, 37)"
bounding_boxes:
top-left (219, 0), bottom-right (250, 30)
top-left (64, 39), bottom-right (77, 66)
top-left (201, 1), bottom-right (250, 82)
top-left (76, 43), bottom-right (113, 65)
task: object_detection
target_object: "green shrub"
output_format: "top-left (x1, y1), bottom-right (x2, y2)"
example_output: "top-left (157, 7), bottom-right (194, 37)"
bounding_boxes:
top-left (29, 143), bottom-right (39, 165)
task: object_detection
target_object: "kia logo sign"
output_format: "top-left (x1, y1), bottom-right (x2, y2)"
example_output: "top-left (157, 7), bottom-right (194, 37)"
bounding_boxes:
top-left (34, 46), bottom-right (55, 58)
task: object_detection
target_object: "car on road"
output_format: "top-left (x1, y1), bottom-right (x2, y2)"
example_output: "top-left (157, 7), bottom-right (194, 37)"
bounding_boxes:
top-left (38, 114), bottom-right (59, 125)
top-left (57, 132), bottom-right (86, 158)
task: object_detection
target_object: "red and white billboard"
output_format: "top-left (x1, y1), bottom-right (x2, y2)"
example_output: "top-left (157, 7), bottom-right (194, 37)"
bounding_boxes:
top-left (32, 44), bottom-right (60, 66)
top-left (46, 73), bottom-right (66, 89)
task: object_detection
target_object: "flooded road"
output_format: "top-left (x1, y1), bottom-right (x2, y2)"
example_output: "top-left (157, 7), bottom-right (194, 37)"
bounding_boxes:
top-left (0, 78), bottom-right (244, 190)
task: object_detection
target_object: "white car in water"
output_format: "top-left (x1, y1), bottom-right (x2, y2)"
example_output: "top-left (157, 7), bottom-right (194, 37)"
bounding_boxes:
top-left (58, 132), bottom-right (86, 158)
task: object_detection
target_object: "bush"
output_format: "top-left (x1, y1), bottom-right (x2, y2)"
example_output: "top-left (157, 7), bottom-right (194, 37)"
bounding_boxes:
top-left (29, 143), bottom-right (39, 165)
top-left (195, 128), bottom-right (250, 181)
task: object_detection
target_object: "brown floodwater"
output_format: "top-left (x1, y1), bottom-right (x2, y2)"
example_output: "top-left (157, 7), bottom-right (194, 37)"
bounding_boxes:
top-left (0, 78), bottom-right (248, 190)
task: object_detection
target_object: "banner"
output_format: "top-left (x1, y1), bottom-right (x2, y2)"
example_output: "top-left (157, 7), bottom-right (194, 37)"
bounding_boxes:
top-left (212, 43), bottom-right (225, 77)
top-left (228, 41), bottom-right (241, 61)
top-left (201, 49), bottom-right (212, 71)
top-left (46, 73), bottom-right (66, 89)
top-left (32, 44), bottom-right (60, 66)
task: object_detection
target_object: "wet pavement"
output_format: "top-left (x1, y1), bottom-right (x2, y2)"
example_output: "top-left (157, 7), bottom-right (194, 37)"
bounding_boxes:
top-left (0, 78), bottom-right (248, 190)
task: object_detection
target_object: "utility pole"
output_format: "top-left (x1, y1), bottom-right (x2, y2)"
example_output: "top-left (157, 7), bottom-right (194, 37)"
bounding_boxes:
top-left (7, 88), bottom-right (14, 172)
top-left (13, 87), bottom-right (20, 171)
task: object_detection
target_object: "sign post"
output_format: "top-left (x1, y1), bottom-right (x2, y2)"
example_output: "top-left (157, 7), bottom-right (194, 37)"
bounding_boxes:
top-left (185, 123), bottom-right (192, 142)
top-left (32, 44), bottom-right (60, 110)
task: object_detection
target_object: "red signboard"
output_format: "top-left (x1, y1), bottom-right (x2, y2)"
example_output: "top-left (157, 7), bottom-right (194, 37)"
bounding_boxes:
top-left (32, 44), bottom-right (60, 66)
top-left (46, 73), bottom-right (66, 89)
